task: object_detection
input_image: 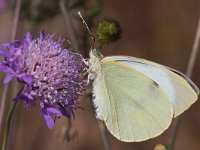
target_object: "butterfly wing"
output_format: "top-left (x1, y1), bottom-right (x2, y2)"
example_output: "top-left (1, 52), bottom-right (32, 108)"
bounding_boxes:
top-left (92, 60), bottom-right (174, 142)
top-left (103, 56), bottom-right (199, 117)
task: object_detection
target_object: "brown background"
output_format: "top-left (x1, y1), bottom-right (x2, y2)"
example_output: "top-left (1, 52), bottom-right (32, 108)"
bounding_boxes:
top-left (0, 0), bottom-right (200, 150)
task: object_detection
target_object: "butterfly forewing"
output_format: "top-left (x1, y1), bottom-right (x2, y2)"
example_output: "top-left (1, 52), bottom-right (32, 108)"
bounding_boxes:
top-left (92, 59), bottom-right (174, 142)
top-left (103, 56), bottom-right (199, 117)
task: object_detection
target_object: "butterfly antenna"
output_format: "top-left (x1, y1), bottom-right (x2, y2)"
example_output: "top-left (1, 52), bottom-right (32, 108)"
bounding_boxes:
top-left (78, 11), bottom-right (95, 48)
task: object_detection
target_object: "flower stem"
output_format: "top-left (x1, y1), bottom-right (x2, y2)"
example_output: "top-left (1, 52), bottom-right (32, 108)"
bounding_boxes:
top-left (10, 0), bottom-right (21, 41)
top-left (98, 121), bottom-right (110, 150)
top-left (2, 101), bottom-right (18, 150)
top-left (168, 16), bottom-right (200, 150)
top-left (59, 0), bottom-right (79, 51)
top-left (0, 0), bottom-right (21, 135)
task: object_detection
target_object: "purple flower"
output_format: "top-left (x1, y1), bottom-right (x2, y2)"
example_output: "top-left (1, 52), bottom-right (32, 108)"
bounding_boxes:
top-left (0, 0), bottom-right (6, 11)
top-left (0, 31), bottom-right (87, 128)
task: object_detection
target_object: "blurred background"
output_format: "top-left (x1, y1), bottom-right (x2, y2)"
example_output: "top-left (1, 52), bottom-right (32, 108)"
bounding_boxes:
top-left (0, 0), bottom-right (200, 150)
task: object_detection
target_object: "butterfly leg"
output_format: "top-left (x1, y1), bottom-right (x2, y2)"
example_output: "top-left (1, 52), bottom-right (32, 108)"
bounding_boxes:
top-left (87, 72), bottom-right (97, 85)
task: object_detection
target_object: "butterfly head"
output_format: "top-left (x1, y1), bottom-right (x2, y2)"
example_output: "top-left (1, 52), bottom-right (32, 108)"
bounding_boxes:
top-left (88, 48), bottom-right (103, 67)
top-left (89, 48), bottom-right (103, 59)
top-left (87, 48), bottom-right (103, 82)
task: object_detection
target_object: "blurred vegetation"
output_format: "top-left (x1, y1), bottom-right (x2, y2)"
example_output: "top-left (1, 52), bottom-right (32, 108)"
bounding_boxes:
top-left (19, 0), bottom-right (122, 57)
top-left (96, 19), bottom-right (121, 47)
top-left (21, 0), bottom-right (60, 23)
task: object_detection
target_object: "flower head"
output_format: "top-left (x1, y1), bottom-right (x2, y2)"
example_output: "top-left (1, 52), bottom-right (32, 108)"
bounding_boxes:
top-left (0, 31), bottom-right (87, 128)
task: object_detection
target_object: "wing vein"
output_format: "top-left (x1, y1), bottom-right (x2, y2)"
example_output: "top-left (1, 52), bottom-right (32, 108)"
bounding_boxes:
top-left (119, 86), bottom-right (166, 131)
top-left (103, 72), bottom-right (122, 139)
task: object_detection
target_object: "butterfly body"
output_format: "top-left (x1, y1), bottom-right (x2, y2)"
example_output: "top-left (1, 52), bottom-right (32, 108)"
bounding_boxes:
top-left (88, 48), bottom-right (199, 142)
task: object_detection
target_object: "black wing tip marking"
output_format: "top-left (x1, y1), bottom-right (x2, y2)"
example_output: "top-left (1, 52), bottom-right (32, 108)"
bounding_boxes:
top-left (152, 80), bottom-right (159, 88)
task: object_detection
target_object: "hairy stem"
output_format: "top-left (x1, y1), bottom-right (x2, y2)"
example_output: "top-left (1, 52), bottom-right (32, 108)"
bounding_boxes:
top-left (98, 121), bottom-right (110, 150)
top-left (59, 0), bottom-right (79, 51)
top-left (10, 0), bottom-right (21, 41)
top-left (28, 0), bottom-right (42, 32)
top-left (2, 102), bottom-right (17, 150)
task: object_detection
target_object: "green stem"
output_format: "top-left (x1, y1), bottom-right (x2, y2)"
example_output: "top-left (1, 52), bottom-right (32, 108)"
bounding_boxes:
top-left (2, 102), bottom-right (18, 150)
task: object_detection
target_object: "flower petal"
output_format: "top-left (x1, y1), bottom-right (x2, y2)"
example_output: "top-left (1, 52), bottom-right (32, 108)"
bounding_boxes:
top-left (40, 29), bottom-right (45, 40)
top-left (0, 49), bottom-right (9, 57)
top-left (3, 74), bottom-right (13, 84)
top-left (13, 94), bottom-right (27, 101)
top-left (2, 43), bottom-right (10, 49)
top-left (6, 44), bottom-right (15, 52)
top-left (60, 107), bottom-right (71, 118)
top-left (47, 107), bottom-right (62, 118)
top-left (44, 114), bottom-right (54, 129)
top-left (0, 62), bottom-right (15, 74)
top-left (12, 94), bottom-right (27, 101)
top-left (13, 40), bottom-right (22, 46)
top-left (25, 32), bottom-right (32, 43)
top-left (40, 102), bottom-right (45, 109)
top-left (18, 74), bottom-right (35, 84)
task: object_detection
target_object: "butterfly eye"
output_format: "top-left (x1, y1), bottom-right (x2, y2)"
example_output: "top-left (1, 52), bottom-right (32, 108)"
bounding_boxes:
top-left (88, 72), bottom-right (97, 81)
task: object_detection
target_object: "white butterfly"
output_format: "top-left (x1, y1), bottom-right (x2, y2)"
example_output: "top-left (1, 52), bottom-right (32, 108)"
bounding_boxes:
top-left (88, 49), bottom-right (199, 142)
